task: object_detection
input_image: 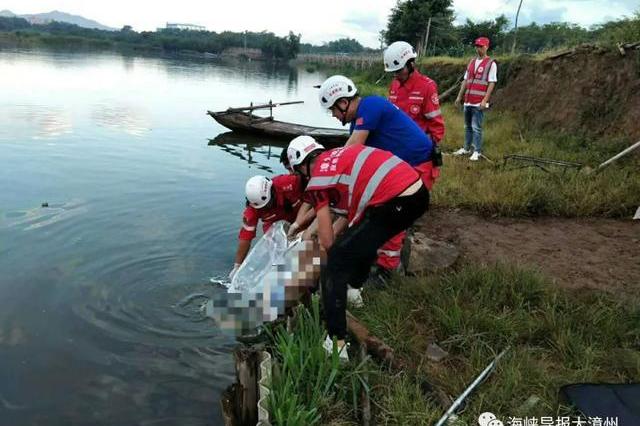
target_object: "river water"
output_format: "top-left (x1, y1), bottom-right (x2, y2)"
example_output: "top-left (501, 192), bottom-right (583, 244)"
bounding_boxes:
top-left (0, 49), bottom-right (341, 425)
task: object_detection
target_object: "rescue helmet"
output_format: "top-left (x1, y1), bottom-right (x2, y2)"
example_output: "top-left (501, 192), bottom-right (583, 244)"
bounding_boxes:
top-left (287, 135), bottom-right (325, 168)
top-left (384, 41), bottom-right (417, 72)
top-left (318, 75), bottom-right (357, 109)
top-left (245, 175), bottom-right (273, 209)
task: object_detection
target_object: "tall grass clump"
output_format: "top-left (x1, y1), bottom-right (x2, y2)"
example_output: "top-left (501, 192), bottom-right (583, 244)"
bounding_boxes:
top-left (267, 296), bottom-right (369, 425)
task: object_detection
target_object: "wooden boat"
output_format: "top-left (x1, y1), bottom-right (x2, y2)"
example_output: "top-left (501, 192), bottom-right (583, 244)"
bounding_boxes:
top-left (207, 100), bottom-right (349, 147)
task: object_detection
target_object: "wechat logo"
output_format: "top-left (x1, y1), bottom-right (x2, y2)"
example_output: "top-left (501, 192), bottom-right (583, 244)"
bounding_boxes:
top-left (478, 412), bottom-right (504, 426)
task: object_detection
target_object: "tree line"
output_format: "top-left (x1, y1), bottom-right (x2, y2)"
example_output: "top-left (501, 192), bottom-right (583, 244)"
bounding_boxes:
top-left (1, 4), bottom-right (639, 58)
top-left (383, 0), bottom-right (640, 56)
top-left (0, 17), bottom-right (301, 59)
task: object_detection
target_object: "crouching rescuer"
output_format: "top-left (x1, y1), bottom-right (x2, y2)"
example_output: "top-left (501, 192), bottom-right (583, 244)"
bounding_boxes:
top-left (231, 173), bottom-right (304, 280)
top-left (287, 138), bottom-right (430, 358)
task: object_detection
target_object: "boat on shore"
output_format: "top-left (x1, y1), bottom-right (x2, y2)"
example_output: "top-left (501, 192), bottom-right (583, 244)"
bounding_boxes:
top-left (207, 100), bottom-right (349, 146)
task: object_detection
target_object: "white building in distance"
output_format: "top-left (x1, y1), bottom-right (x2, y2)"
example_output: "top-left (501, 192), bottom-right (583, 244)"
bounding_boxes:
top-left (165, 22), bottom-right (206, 31)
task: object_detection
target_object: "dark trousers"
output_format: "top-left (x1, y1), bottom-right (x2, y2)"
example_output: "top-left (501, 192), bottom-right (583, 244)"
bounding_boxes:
top-left (321, 185), bottom-right (429, 339)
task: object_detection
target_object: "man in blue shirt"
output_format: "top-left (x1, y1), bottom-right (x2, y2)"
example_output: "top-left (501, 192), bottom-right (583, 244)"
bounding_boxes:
top-left (318, 75), bottom-right (434, 278)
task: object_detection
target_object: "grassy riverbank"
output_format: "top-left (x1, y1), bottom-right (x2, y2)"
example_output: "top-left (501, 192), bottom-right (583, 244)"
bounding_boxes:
top-left (353, 263), bottom-right (640, 424)
top-left (267, 264), bottom-right (639, 425)
top-left (434, 105), bottom-right (640, 217)
top-left (311, 60), bottom-right (640, 218)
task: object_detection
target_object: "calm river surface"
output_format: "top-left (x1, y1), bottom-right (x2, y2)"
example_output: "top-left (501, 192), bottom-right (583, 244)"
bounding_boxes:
top-left (0, 49), bottom-right (341, 425)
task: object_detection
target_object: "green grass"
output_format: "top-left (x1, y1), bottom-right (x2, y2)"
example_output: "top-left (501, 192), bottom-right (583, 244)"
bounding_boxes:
top-left (352, 264), bottom-right (640, 424)
top-left (266, 296), bottom-right (369, 425)
top-left (436, 105), bottom-right (640, 217)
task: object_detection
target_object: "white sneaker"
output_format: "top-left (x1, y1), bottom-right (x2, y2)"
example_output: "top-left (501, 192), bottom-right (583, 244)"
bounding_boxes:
top-left (470, 151), bottom-right (481, 161)
top-left (347, 286), bottom-right (364, 308)
top-left (453, 148), bottom-right (470, 156)
top-left (323, 336), bottom-right (349, 362)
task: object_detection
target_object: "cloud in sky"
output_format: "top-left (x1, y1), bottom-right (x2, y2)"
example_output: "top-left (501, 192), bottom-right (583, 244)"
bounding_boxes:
top-left (454, 0), bottom-right (637, 28)
top-left (2, 0), bottom-right (637, 48)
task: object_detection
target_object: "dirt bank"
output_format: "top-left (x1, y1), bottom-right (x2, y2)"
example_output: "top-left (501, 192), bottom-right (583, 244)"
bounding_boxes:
top-left (417, 207), bottom-right (640, 296)
top-left (423, 47), bottom-right (640, 142)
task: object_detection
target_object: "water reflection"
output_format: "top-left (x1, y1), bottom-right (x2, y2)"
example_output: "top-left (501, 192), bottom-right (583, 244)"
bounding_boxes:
top-left (208, 132), bottom-right (287, 174)
top-left (0, 49), bottom-right (328, 426)
top-left (3, 104), bottom-right (73, 140)
top-left (2, 199), bottom-right (88, 231)
top-left (91, 103), bottom-right (151, 137)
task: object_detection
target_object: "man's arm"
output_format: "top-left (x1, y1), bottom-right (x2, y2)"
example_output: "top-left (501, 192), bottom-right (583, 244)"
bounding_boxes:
top-left (315, 204), bottom-right (334, 250)
top-left (293, 202), bottom-right (313, 228)
top-left (344, 129), bottom-right (369, 147)
top-left (332, 216), bottom-right (348, 237)
top-left (423, 83), bottom-right (445, 143)
top-left (235, 207), bottom-right (258, 265)
top-left (480, 82), bottom-right (496, 109)
top-left (234, 239), bottom-right (251, 265)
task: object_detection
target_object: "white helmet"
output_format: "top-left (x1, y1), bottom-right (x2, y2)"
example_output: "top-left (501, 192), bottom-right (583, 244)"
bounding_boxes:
top-left (383, 41), bottom-right (417, 72)
top-left (287, 135), bottom-right (325, 168)
top-left (245, 175), bottom-right (272, 209)
top-left (318, 75), bottom-right (357, 109)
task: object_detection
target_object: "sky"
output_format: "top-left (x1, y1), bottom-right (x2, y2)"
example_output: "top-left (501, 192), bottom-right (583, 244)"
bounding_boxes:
top-left (2, 0), bottom-right (638, 48)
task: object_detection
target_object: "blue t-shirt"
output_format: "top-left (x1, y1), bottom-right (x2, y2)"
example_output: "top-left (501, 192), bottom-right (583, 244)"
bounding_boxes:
top-left (349, 96), bottom-right (432, 166)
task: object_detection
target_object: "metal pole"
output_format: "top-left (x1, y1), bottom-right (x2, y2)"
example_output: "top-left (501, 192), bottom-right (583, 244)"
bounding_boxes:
top-left (434, 348), bottom-right (510, 426)
top-left (594, 140), bottom-right (640, 173)
top-left (424, 17), bottom-right (432, 57)
top-left (511, 0), bottom-right (524, 55)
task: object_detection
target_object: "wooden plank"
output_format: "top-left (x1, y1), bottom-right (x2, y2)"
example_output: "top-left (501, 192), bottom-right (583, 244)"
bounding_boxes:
top-left (219, 100), bottom-right (304, 114)
top-left (220, 384), bottom-right (238, 426)
top-left (234, 346), bottom-right (260, 426)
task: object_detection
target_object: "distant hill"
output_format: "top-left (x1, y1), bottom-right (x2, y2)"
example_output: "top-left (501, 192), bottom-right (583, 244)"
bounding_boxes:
top-left (0, 10), bottom-right (115, 31)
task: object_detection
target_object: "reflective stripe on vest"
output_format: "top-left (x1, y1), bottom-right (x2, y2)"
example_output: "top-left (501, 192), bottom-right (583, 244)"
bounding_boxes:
top-left (464, 57), bottom-right (494, 104)
top-left (305, 146), bottom-right (374, 191)
top-left (350, 155), bottom-right (403, 226)
top-left (377, 248), bottom-right (401, 257)
top-left (307, 147), bottom-right (404, 226)
top-left (424, 109), bottom-right (441, 119)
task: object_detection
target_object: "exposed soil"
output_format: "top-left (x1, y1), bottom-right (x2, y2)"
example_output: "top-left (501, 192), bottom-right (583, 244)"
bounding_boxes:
top-left (495, 47), bottom-right (640, 142)
top-left (417, 207), bottom-right (640, 296)
top-left (425, 47), bottom-right (640, 142)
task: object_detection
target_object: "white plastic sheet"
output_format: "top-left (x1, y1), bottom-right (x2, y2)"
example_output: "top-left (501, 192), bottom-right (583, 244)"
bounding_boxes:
top-left (229, 221), bottom-right (296, 292)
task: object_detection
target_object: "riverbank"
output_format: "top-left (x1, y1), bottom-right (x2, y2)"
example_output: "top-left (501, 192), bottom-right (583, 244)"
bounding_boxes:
top-left (260, 49), bottom-right (640, 424)
top-left (263, 255), bottom-right (639, 425)
top-left (299, 49), bottom-right (640, 219)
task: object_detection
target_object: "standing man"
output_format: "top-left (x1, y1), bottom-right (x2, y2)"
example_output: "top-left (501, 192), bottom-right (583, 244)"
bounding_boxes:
top-left (288, 140), bottom-right (429, 359)
top-left (453, 36), bottom-right (497, 161)
top-left (385, 41), bottom-right (445, 148)
top-left (318, 75), bottom-right (433, 276)
top-left (231, 174), bottom-right (303, 280)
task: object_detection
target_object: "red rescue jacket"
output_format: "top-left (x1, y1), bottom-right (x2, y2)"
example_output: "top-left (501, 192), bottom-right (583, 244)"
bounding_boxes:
top-left (303, 145), bottom-right (419, 226)
top-left (238, 174), bottom-right (303, 241)
top-left (389, 70), bottom-right (445, 143)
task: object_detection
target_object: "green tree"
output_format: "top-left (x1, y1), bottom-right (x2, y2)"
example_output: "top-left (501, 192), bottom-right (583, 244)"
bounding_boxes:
top-left (459, 15), bottom-right (510, 50)
top-left (384, 0), bottom-right (455, 52)
top-left (286, 31), bottom-right (301, 58)
top-left (594, 11), bottom-right (640, 44)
